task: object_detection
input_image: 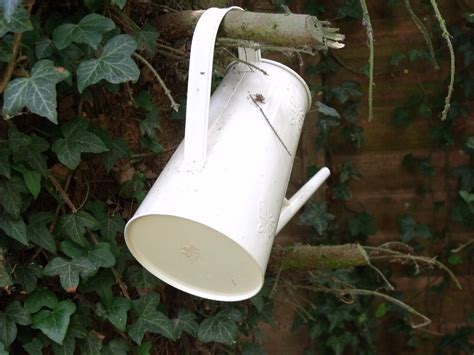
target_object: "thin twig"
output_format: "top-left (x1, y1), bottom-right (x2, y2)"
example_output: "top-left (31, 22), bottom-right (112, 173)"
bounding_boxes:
top-left (87, 230), bottom-right (131, 300)
top-left (0, 32), bottom-right (23, 94)
top-left (269, 264), bottom-right (283, 298)
top-left (404, 0), bottom-right (439, 70)
top-left (133, 52), bottom-right (179, 112)
top-left (48, 174), bottom-right (77, 214)
top-left (294, 284), bottom-right (431, 328)
top-left (451, 239), bottom-right (474, 253)
top-left (248, 94), bottom-right (292, 156)
top-left (429, 0), bottom-right (455, 120)
top-left (48, 173), bottom-right (73, 233)
top-left (359, 0), bottom-right (374, 122)
top-left (365, 247), bottom-right (462, 290)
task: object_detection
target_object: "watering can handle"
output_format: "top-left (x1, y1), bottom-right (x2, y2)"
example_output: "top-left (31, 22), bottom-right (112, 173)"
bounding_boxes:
top-left (183, 7), bottom-right (260, 170)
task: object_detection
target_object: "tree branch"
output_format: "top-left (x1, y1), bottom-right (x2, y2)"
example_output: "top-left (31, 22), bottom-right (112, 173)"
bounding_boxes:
top-left (155, 10), bottom-right (344, 52)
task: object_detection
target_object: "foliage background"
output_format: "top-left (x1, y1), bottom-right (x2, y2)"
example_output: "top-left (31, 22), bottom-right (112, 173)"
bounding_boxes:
top-left (0, 0), bottom-right (472, 354)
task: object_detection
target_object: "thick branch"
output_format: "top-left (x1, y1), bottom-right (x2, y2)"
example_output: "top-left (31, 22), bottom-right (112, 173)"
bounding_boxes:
top-left (155, 10), bottom-right (344, 51)
top-left (278, 244), bottom-right (368, 271)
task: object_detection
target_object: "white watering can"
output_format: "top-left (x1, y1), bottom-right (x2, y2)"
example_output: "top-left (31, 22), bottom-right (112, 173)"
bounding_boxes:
top-left (124, 7), bottom-right (330, 301)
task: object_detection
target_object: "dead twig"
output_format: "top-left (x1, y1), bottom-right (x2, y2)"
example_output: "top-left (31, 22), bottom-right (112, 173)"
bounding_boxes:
top-left (48, 174), bottom-right (77, 214)
top-left (133, 52), bottom-right (179, 112)
top-left (248, 94), bottom-right (292, 156)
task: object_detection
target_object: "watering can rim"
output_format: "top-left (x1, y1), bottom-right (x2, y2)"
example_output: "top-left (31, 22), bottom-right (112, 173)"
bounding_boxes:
top-left (124, 213), bottom-right (264, 302)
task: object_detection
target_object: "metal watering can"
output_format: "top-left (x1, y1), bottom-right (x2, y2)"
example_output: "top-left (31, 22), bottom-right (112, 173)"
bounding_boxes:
top-left (124, 7), bottom-right (330, 301)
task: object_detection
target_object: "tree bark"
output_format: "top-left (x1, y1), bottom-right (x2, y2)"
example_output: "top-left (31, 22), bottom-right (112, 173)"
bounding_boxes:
top-left (275, 244), bottom-right (369, 271)
top-left (155, 10), bottom-right (344, 52)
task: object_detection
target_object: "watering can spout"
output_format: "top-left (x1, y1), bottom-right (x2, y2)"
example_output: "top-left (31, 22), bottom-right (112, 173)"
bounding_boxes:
top-left (276, 167), bottom-right (331, 233)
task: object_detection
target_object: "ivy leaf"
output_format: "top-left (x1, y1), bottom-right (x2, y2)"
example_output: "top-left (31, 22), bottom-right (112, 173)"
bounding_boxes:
top-left (84, 0), bottom-right (104, 12)
top-left (27, 212), bottom-right (57, 254)
top-left (13, 262), bottom-right (41, 292)
top-left (57, 211), bottom-right (99, 247)
top-left (35, 37), bottom-right (54, 59)
top-left (80, 269), bottom-right (115, 306)
top-left (20, 168), bottom-right (41, 198)
top-left (327, 80), bottom-right (362, 104)
top-left (0, 143), bottom-right (11, 178)
top-left (297, 201), bottom-right (335, 235)
top-left (0, 214), bottom-right (28, 245)
top-left (348, 212), bottom-right (376, 238)
top-left (102, 338), bottom-right (130, 355)
top-left (86, 199), bottom-right (125, 242)
top-left (0, 175), bottom-right (26, 217)
top-left (397, 215), bottom-right (432, 242)
top-left (43, 256), bottom-right (96, 292)
top-left (111, 0), bottom-right (127, 9)
top-left (133, 23), bottom-right (159, 57)
top-left (337, 0), bottom-right (362, 19)
top-left (8, 128), bottom-right (50, 175)
top-left (141, 136), bottom-right (163, 154)
top-left (127, 293), bottom-right (175, 344)
top-left (0, 313), bottom-right (16, 347)
top-left (52, 14), bottom-right (115, 50)
top-left (32, 300), bottom-right (76, 345)
top-left (0, 301), bottom-right (32, 347)
top-left (139, 109), bottom-right (159, 138)
top-left (97, 297), bottom-right (130, 331)
top-left (0, 7), bottom-right (32, 36)
top-left (124, 265), bottom-right (160, 289)
top-left (0, 37), bottom-right (11, 62)
top-left (102, 137), bottom-right (129, 171)
top-left (25, 288), bottom-right (59, 313)
top-left (77, 34), bottom-right (139, 93)
top-left (23, 336), bottom-right (47, 355)
top-left (79, 332), bottom-right (102, 355)
top-left (137, 341), bottom-right (152, 355)
top-left (52, 333), bottom-right (75, 355)
top-left (466, 136), bottom-right (474, 150)
top-left (133, 91), bottom-right (154, 111)
top-left (402, 154), bottom-right (435, 177)
top-left (86, 242), bottom-right (116, 268)
top-left (0, 0), bottom-right (20, 22)
top-left (172, 308), bottom-right (199, 338)
top-left (91, 129), bottom-right (130, 172)
top-left (5, 300), bottom-right (32, 325)
top-left (198, 308), bottom-right (242, 345)
top-left (52, 118), bottom-right (109, 169)
top-left (3, 60), bottom-right (69, 123)
top-left (316, 101), bottom-right (340, 118)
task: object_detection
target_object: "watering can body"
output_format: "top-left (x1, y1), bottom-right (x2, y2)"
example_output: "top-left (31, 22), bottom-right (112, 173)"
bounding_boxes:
top-left (124, 7), bottom-right (330, 301)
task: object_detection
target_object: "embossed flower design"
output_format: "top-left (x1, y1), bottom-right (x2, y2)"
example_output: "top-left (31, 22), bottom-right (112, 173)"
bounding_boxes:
top-left (180, 244), bottom-right (200, 263)
top-left (290, 95), bottom-right (305, 129)
top-left (257, 201), bottom-right (277, 243)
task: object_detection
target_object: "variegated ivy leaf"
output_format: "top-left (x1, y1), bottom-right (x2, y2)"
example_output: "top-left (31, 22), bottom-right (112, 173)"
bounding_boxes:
top-left (77, 34), bottom-right (139, 93)
top-left (0, 6), bottom-right (32, 36)
top-left (0, 0), bottom-right (20, 22)
top-left (52, 13), bottom-right (115, 50)
top-left (3, 60), bottom-right (69, 123)
top-left (197, 308), bottom-right (242, 345)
